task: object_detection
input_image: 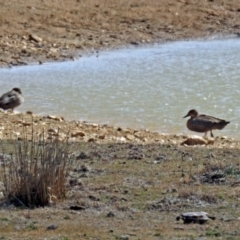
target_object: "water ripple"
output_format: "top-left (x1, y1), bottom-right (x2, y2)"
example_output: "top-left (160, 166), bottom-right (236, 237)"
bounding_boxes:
top-left (0, 38), bottom-right (239, 138)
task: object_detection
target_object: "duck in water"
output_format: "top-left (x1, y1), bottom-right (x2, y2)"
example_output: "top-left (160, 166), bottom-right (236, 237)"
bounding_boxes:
top-left (0, 88), bottom-right (24, 112)
top-left (183, 109), bottom-right (230, 137)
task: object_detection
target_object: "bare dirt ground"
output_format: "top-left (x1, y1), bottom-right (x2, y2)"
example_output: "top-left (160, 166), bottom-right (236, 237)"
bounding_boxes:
top-left (1, 0), bottom-right (240, 239)
top-left (1, 0), bottom-right (240, 66)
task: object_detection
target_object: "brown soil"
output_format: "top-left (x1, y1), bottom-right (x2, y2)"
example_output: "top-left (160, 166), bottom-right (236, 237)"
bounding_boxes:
top-left (1, 1), bottom-right (240, 239)
top-left (0, 0), bottom-right (240, 66)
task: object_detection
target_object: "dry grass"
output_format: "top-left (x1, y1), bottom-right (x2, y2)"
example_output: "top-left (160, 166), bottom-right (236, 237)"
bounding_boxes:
top-left (0, 115), bottom-right (239, 238)
top-left (0, 126), bottom-right (74, 208)
top-left (0, 140), bottom-right (240, 238)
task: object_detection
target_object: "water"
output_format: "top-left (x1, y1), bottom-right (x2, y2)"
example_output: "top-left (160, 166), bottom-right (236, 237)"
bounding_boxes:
top-left (0, 38), bottom-right (239, 138)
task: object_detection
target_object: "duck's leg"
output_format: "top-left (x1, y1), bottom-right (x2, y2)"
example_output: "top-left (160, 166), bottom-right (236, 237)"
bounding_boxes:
top-left (210, 130), bottom-right (214, 138)
top-left (203, 132), bottom-right (207, 138)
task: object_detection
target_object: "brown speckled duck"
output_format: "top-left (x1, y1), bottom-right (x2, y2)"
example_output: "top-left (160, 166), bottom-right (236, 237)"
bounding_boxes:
top-left (0, 88), bottom-right (24, 111)
top-left (183, 109), bottom-right (230, 137)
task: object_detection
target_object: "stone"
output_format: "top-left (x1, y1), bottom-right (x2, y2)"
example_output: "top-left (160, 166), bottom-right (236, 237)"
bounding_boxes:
top-left (106, 211), bottom-right (115, 217)
top-left (46, 115), bottom-right (63, 121)
top-left (26, 111), bottom-right (33, 115)
top-left (126, 134), bottom-right (135, 141)
top-left (46, 224), bottom-right (58, 230)
top-left (76, 152), bottom-right (88, 160)
top-left (176, 211), bottom-right (215, 224)
top-left (22, 122), bottom-right (32, 127)
top-left (48, 128), bottom-right (58, 134)
top-left (98, 134), bottom-right (105, 139)
top-left (119, 235), bottom-right (130, 240)
top-left (130, 41), bottom-right (140, 45)
top-left (115, 137), bottom-right (127, 142)
top-left (69, 205), bottom-right (86, 211)
top-left (29, 34), bottom-right (42, 43)
top-left (71, 131), bottom-right (86, 137)
top-left (55, 132), bottom-right (66, 138)
top-left (87, 137), bottom-right (95, 142)
top-left (181, 135), bottom-right (209, 146)
top-left (12, 131), bottom-right (20, 136)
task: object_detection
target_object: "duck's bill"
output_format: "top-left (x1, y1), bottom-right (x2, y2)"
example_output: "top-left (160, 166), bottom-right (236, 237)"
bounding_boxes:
top-left (183, 114), bottom-right (188, 118)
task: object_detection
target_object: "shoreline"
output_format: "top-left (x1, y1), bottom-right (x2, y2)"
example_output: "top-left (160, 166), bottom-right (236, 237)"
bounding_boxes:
top-left (1, 0), bottom-right (240, 68)
top-left (1, 32), bottom-right (239, 69)
top-left (0, 110), bottom-right (238, 148)
top-left (2, 35), bottom-right (238, 141)
top-left (0, 0), bottom-right (239, 143)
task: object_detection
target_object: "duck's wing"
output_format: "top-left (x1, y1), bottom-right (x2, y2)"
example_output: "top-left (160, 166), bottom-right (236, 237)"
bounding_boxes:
top-left (0, 90), bottom-right (23, 110)
top-left (198, 114), bottom-right (229, 123)
top-left (198, 114), bottom-right (230, 130)
top-left (0, 91), bottom-right (17, 105)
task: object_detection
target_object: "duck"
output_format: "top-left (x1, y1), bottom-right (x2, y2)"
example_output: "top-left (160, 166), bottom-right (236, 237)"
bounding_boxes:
top-left (0, 88), bottom-right (24, 111)
top-left (183, 109), bottom-right (230, 137)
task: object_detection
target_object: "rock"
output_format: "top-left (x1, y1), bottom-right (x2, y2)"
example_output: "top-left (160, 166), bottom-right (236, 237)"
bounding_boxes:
top-left (130, 41), bottom-right (140, 45)
top-left (79, 165), bottom-right (89, 172)
top-left (46, 224), bottom-right (58, 230)
top-left (48, 128), bottom-right (58, 134)
top-left (106, 211), bottom-right (115, 217)
top-left (119, 235), bottom-right (130, 240)
top-left (123, 128), bottom-right (133, 134)
top-left (29, 34), bottom-right (42, 43)
top-left (154, 154), bottom-right (167, 163)
top-left (126, 134), bottom-right (135, 141)
top-left (220, 217), bottom-right (235, 222)
top-left (12, 131), bottom-right (20, 136)
top-left (76, 152), bottom-right (88, 160)
top-left (98, 134), bottom-right (105, 139)
top-left (46, 115), bottom-right (63, 121)
top-left (87, 137), bottom-right (95, 142)
top-left (69, 179), bottom-right (82, 186)
top-left (22, 122), bottom-right (32, 127)
top-left (88, 195), bottom-right (100, 201)
top-left (176, 211), bottom-right (215, 224)
top-left (69, 205), bottom-right (86, 211)
top-left (49, 47), bottom-right (58, 53)
top-left (71, 131), bottom-right (85, 137)
top-left (181, 135), bottom-right (211, 146)
top-left (115, 137), bottom-right (127, 142)
top-left (55, 132), bottom-right (66, 139)
top-left (207, 138), bottom-right (215, 145)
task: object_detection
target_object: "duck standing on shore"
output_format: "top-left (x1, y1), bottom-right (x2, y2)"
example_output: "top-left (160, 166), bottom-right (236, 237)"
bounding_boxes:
top-left (0, 88), bottom-right (24, 112)
top-left (183, 109), bottom-right (230, 138)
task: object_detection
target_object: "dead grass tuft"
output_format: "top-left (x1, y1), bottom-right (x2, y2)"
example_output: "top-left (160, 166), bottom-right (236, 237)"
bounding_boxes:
top-left (0, 126), bottom-right (74, 208)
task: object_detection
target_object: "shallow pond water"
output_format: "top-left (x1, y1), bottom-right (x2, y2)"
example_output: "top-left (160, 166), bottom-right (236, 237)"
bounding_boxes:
top-left (0, 37), bottom-right (240, 138)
